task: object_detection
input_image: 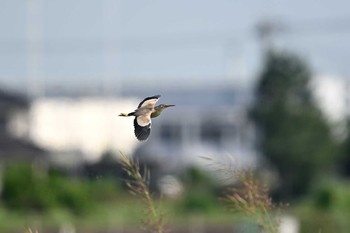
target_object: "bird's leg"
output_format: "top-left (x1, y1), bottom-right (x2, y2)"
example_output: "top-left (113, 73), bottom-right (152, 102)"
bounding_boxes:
top-left (119, 112), bottom-right (135, 117)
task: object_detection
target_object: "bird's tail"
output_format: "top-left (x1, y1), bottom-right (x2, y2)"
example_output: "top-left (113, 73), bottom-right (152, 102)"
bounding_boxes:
top-left (119, 112), bottom-right (135, 117)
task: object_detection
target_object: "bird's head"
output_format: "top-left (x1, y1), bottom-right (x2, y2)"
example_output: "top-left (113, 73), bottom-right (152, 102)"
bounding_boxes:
top-left (159, 104), bottom-right (175, 109)
top-left (153, 104), bottom-right (175, 117)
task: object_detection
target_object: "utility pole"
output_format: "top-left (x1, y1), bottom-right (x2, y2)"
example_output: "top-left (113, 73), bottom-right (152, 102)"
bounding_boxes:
top-left (256, 18), bottom-right (286, 54)
top-left (27, 0), bottom-right (45, 99)
top-left (102, 0), bottom-right (122, 97)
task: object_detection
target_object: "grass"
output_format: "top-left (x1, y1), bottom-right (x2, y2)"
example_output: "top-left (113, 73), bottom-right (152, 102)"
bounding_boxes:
top-left (222, 171), bottom-right (280, 233)
top-left (24, 228), bottom-right (38, 233)
top-left (201, 155), bottom-right (283, 233)
top-left (118, 153), bottom-right (282, 233)
top-left (119, 152), bottom-right (166, 233)
top-left (8, 153), bottom-right (350, 233)
top-left (0, 198), bottom-right (236, 232)
top-left (1, 153), bottom-right (283, 233)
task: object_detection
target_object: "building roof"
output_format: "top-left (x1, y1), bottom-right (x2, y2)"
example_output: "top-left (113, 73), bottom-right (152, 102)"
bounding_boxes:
top-left (0, 136), bottom-right (47, 163)
top-left (0, 88), bottom-right (28, 112)
top-left (0, 89), bottom-right (47, 164)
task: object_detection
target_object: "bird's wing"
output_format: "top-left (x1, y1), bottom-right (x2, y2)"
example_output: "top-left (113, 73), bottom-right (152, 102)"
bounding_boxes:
top-left (137, 95), bottom-right (161, 108)
top-left (134, 115), bottom-right (152, 141)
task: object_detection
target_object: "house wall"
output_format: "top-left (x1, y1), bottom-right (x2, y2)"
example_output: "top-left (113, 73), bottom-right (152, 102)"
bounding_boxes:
top-left (134, 106), bottom-right (257, 172)
top-left (9, 97), bottom-right (140, 161)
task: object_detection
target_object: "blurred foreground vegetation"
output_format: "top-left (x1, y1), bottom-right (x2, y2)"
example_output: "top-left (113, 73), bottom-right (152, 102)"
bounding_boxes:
top-left (0, 162), bottom-right (234, 232)
top-left (1, 160), bottom-right (350, 233)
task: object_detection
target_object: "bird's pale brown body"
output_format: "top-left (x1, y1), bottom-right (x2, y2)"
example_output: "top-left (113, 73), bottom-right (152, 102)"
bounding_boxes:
top-left (119, 95), bottom-right (174, 141)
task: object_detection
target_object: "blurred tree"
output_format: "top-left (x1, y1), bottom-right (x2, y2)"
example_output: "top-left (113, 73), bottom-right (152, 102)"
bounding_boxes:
top-left (1, 163), bottom-right (53, 210)
top-left (339, 119), bottom-right (350, 176)
top-left (250, 51), bottom-right (338, 199)
top-left (179, 166), bottom-right (219, 213)
top-left (1, 163), bottom-right (92, 214)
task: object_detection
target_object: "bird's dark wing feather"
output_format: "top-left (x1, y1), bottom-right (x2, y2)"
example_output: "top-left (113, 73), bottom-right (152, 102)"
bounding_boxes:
top-left (134, 117), bottom-right (151, 141)
top-left (137, 95), bottom-right (161, 108)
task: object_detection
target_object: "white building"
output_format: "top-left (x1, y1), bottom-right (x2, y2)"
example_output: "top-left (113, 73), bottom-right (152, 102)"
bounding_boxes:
top-left (7, 86), bottom-right (258, 172)
top-left (9, 97), bottom-right (140, 162)
top-left (133, 105), bottom-right (257, 176)
top-left (311, 75), bottom-right (349, 123)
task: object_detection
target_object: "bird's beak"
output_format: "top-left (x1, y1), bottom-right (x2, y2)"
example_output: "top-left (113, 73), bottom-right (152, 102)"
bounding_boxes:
top-left (164, 104), bottom-right (175, 108)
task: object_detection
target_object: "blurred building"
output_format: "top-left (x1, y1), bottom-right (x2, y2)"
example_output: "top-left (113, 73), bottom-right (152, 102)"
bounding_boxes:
top-left (5, 85), bottom-right (258, 174)
top-left (133, 86), bottom-right (258, 174)
top-left (135, 105), bottom-right (257, 173)
top-left (311, 75), bottom-right (350, 123)
top-left (310, 75), bottom-right (350, 140)
top-left (9, 97), bottom-right (140, 164)
top-left (0, 89), bottom-right (47, 164)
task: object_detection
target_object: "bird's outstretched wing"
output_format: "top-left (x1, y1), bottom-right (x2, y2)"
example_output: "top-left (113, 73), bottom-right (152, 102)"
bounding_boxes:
top-left (133, 95), bottom-right (160, 141)
top-left (134, 116), bottom-right (151, 141)
top-left (137, 95), bottom-right (161, 108)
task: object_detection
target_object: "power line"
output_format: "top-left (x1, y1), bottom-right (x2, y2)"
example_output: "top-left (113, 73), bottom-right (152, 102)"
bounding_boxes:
top-left (2, 18), bottom-right (350, 55)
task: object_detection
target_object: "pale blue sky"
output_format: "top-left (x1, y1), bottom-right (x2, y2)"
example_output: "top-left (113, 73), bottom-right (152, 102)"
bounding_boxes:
top-left (1, 0), bottom-right (350, 95)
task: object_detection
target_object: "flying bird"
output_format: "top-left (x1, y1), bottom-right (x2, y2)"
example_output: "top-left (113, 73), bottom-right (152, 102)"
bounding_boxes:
top-left (119, 95), bottom-right (175, 141)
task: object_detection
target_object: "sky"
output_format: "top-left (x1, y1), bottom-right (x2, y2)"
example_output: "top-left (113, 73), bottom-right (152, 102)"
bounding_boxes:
top-left (1, 0), bottom-right (350, 96)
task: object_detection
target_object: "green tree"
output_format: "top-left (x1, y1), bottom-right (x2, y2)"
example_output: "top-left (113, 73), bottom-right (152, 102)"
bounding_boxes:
top-left (1, 163), bottom-right (92, 214)
top-left (250, 51), bottom-right (338, 199)
top-left (339, 119), bottom-right (350, 177)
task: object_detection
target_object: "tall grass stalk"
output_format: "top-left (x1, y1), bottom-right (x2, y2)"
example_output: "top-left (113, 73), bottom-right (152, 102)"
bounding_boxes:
top-left (201, 156), bottom-right (281, 233)
top-left (24, 228), bottom-right (38, 233)
top-left (119, 152), bottom-right (166, 233)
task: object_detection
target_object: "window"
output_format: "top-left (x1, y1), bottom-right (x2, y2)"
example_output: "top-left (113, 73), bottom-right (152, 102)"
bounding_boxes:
top-left (159, 123), bottom-right (181, 142)
top-left (200, 120), bottom-right (222, 144)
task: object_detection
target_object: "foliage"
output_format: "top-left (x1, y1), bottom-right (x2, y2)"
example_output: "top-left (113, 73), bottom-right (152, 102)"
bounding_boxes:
top-left (311, 179), bottom-right (350, 211)
top-left (119, 153), bottom-right (166, 233)
top-left (223, 172), bottom-right (281, 233)
top-left (299, 212), bottom-right (350, 233)
top-left (297, 179), bottom-right (350, 233)
top-left (180, 192), bottom-right (217, 213)
top-left (339, 118), bottom-right (350, 177)
top-left (1, 163), bottom-right (92, 214)
top-left (48, 172), bottom-right (91, 214)
top-left (2, 163), bottom-right (55, 211)
top-left (178, 166), bottom-right (219, 213)
top-left (250, 51), bottom-right (338, 199)
top-left (0, 155), bottom-right (288, 233)
top-left (200, 156), bottom-right (282, 233)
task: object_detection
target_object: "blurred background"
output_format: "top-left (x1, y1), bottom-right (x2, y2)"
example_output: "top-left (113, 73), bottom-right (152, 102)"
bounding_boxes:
top-left (1, 0), bottom-right (350, 232)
